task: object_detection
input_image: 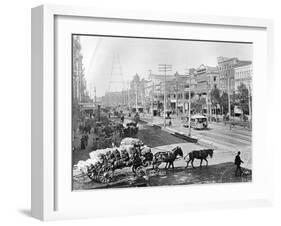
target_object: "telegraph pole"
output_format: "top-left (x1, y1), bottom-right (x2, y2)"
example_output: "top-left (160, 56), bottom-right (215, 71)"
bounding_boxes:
top-left (135, 83), bottom-right (138, 113)
top-left (248, 84), bottom-right (252, 129)
top-left (149, 70), bottom-right (154, 117)
top-left (206, 82), bottom-right (210, 123)
top-left (185, 67), bottom-right (192, 137)
top-left (227, 74), bottom-right (231, 130)
top-left (175, 73), bottom-right (179, 115)
top-left (94, 86), bottom-right (97, 107)
top-left (127, 81), bottom-right (130, 109)
top-left (159, 64), bottom-right (172, 127)
top-left (188, 73), bottom-right (191, 136)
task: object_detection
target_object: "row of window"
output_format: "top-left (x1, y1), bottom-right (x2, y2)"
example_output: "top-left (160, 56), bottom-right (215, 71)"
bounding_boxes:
top-left (235, 70), bottom-right (252, 80)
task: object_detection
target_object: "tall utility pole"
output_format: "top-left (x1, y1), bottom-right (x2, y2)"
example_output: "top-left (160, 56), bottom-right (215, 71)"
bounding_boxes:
top-left (206, 82), bottom-right (210, 123)
top-left (127, 81), bottom-right (130, 109)
top-left (175, 73), bottom-right (179, 115)
top-left (94, 86), bottom-right (97, 108)
top-left (188, 73), bottom-right (192, 136)
top-left (185, 67), bottom-right (192, 137)
top-left (248, 84), bottom-right (252, 129)
top-left (159, 64), bottom-right (172, 127)
top-left (149, 70), bottom-right (154, 116)
top-left (227, 73), bottom-right (231, 130)
top-left (135, 83), bottom-right (138, 113)
top-left (152, 81), bottom-right (154, 116)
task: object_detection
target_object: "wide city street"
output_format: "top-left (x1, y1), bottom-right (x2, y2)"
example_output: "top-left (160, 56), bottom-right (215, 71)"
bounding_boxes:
top-left (140, 115), bottom-right (252, 169)
top-left (71, 36), bottom-right (253, 190)
top-left (73, 118), bottom-right (252, 190)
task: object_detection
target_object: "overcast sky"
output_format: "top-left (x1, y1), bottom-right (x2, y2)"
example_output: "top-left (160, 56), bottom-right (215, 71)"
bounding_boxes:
top-left (77, 35), bottom-right (252, 97)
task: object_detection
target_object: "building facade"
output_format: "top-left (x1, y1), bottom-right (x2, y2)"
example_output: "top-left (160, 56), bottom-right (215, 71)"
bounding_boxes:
top-left (72, 36), bottom-right (91, 131)
top-left (72, 36), bottom-right (89, 103)
top-left (234, 63), bottom-right (252, 91)
top-left (217, 56), bottom-right (252, 93)
top-left (101, 57), bottom-right (252, 116)
top-left (194, 64), bottom-right (219, 96)
top-left (102, 73), bottom-right (147, 112)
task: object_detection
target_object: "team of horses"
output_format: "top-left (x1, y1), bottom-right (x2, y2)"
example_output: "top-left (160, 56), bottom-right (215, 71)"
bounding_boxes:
top-left (152, 147), bottom-right (214, 170)
top-left (93, 146), bottom-right (214, 176)
top-left (84, 146), bottom-right (214, 183)
top-left (184, 149), bottom-right (214, 168)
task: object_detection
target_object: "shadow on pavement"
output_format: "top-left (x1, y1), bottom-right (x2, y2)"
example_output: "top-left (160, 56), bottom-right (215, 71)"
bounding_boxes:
top-left (137, 125), bottom-right (187, 148)
top-left (73, 162), bottom-right (252, 190)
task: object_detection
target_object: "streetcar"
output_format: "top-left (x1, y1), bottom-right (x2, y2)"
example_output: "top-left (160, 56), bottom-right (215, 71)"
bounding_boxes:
top-left (183, 114), bottom-right (208, 129)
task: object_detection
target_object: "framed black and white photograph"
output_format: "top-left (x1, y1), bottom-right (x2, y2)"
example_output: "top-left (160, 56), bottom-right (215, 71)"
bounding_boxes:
top-left (71, 34), bottom-right (253, 190)
top-left (31, 4), bottom-right (274, 220)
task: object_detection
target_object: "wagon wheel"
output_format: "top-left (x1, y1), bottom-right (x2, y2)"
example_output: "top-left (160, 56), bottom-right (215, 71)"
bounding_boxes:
top-left (143, 159), bottom-right (153, 167)
top-left (135, 166), bottom-right (146, 177)
top-left (153, 167), bottom-right (160, 176)
top-left (99, 170), bottom-right (113, 184)
top-left (87, 170), bottom-right (98, 181)
top-left (151, 162), bottom-right (161, 175)
top-left (142, 161), bottom-right (149, 167)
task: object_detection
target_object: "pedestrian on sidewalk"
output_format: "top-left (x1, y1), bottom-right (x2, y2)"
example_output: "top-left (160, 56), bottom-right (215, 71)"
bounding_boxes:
top-left (168, 118), bottom-right (172, 126)
top-left (234, 151), bottom-right (244, 177)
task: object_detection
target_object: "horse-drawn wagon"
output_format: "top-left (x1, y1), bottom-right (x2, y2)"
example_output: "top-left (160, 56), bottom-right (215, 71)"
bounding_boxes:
top-left (123, 120), bottom-right (139, 137)
top-left (74, 138), bottom-right (153, 184)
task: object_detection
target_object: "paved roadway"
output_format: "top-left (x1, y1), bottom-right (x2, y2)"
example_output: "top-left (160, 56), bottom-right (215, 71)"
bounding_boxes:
top-left (139, 115), bottom-right (252, 169)
top-left (73, 121), bottom-right (251, 190)
top-left (137, 121), bottom-right (251, 169)
top-left (170, 120), bottom-right (252, 169)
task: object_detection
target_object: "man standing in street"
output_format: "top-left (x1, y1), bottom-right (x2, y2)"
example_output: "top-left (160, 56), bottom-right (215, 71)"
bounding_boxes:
top-left (234, 151), bottom-right (244, 177)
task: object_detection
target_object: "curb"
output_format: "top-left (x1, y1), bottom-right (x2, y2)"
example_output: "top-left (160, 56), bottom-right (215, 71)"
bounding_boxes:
top-left (165, 129), bottom-right (198, 143)
top-left (140, 117), bottom-right (198, 143)
top-left (197, 140), bottom-right (218, 149)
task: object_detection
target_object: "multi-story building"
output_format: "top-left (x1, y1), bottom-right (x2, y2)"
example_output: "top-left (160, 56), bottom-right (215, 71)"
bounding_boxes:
top-left (167, 71), bottom-right (196, 114)
top-left (144, 72), bottom-right (175, 114)
top-left (217, 56), bottom-right (251, 93)
top-left (102, 90), bottom-right (127, 107)
top-left (144, 71), bottom-right (197, 114)
top-left (72, 36), bottom-right (89, 103)
top-left (129, 74), bottom-right (147, 112)
top-left (103, 57), bottom-right (252, 116)
top-left (194, 64), bottom-right (219, 96)
top-left (72, 36), bottom-right (92, 130)
top-left (234, 63), bottom-right (252, 91)
top-left (192, 65), bottom-right (219, 115)
top-left (102, 73), bottom-right (148, 112)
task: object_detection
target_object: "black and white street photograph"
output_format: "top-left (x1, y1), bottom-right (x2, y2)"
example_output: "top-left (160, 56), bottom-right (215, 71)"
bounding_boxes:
top-left (72, 34), bottom-right (253, 190)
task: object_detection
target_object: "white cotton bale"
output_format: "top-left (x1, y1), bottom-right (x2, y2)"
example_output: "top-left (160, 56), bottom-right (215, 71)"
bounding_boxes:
top-left (76, 160), bottom-right (90, 174)
top-left (141, 146), bottom-right (152, 155)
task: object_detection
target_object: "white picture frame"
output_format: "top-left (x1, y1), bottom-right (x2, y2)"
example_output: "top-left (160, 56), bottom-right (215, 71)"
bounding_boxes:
top-left (31, 4), bottom-right (274, 221)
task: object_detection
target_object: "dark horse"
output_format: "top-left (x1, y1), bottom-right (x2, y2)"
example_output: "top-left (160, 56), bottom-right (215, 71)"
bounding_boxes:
top-left (153, 146), bottom-right (183, 170)
top-left (185, 149), bottom-right (214, 168)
